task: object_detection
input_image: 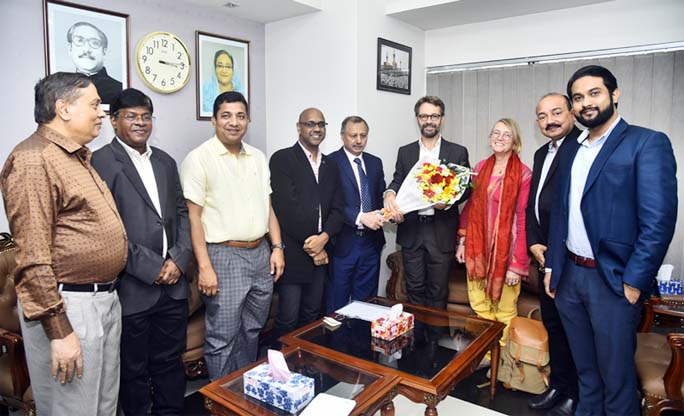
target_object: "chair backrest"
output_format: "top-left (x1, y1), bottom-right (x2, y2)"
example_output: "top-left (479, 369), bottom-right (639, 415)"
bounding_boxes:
top-left (0, 233), bottom-right (19, 334)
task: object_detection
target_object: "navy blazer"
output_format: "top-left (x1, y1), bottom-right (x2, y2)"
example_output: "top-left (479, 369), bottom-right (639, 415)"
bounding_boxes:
top-left (92, 139), bottom-right (192, 316)
top-left (270, 142), bottom-right (344, 284)
top-left (546, 119), bottom-right (677, 297)
top-left (328, 148), bottom-right (386, 257)
top-left (526, 126), bottom-right (582, 249)
top-left (387, 138), bottom-right (471, 252)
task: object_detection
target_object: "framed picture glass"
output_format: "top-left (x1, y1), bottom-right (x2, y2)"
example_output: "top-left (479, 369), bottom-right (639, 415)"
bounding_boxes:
top-left (196, 31), bottom-right (250, 120)
top-left (377, 38), bottom-right (412, 95)
top-left (44, 0), bottom-right (129, 110)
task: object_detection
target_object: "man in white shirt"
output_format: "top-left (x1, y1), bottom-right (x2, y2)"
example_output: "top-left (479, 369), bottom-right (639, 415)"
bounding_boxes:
top-left (526, 93), bottom-right (581, 416)
top-left (545, 65), bottom-right (677, 416)
top-left (92, 88), bottom-right (193, 415)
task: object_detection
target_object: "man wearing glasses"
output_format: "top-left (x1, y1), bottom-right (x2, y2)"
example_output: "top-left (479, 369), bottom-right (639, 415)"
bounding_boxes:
top-left (384, 96), bottom-right (471, 310)
top-left (92, 88), bottom-right (192, 415)
top-left (67, 21), bottom-right (122, 105)
top-left (270, 108), bottom-right (344, 338)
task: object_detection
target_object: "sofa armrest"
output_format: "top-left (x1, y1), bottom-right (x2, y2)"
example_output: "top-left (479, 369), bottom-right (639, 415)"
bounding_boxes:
top-left (664, 333), bottom-right (684, 400)
top-left (0, 328), bottom-right (30, 399)
top-left (385, 251), bottom-right (403, 300)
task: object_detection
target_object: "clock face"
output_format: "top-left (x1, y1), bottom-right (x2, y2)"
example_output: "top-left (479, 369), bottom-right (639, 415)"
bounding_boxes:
top-left (136, 32), bottom-right (191, 93)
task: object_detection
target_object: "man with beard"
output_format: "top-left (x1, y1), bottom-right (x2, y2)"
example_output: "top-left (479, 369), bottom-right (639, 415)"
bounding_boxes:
top-left (545, 65), bottom-right (677, 416)
top-left (67, 22), bottom-right (122, 105)
top-left (270, 108), bottom-right (344, 337)
top-left (526, 93), bottom-right (580, 416)
top-left (384, 96), bottom-right (470, 309)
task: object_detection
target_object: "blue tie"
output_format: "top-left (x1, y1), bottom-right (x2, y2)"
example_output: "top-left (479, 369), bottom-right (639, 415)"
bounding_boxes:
top-left (354, 157), bottom-right (372, 212)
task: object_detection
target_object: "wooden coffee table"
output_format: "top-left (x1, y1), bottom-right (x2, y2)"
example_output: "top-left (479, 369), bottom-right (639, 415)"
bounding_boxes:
top-left (199, 345), bottom-right (399, 415)
top-left (280, 297), bottom-right (504, 416)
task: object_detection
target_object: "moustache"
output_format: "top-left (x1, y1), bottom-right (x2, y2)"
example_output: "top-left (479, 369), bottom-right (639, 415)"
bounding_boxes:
top-left (78, 52), bottom-right (95, 60)
top-left (580, 106), bottom-right (599, 115)
top-left (545, 123), bottom-right (561, 131)
top-left (422, 124), bottom-right (437, 129)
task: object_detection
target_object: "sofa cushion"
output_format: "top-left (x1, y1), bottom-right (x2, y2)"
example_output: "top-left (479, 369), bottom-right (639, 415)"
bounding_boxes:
top-left (635, 332), bottom-right (684, 398)
top-left (0, 247), bottom-right (19, 334)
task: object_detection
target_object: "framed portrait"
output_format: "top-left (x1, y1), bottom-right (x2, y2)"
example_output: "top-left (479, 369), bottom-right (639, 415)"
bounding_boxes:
top-left (44, 0), bottom-right (129, 110)
top-left (376, 38), bottom-right (412, 95)
top-left (196, 31), bottom-right (250, 120)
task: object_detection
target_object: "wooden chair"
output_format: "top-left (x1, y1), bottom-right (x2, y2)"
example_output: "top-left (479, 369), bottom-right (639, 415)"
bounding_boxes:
top-left (636, 297), bottom-right (684, 416)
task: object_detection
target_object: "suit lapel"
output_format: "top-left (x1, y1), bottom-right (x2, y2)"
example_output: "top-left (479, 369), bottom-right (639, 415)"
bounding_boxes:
top-left (150, 151), bottom-right (167, 219)
top-left (583, 119), bottom-right (628, 196)
top-left (111, 139), bottom-right (159, 216)
top-left (292, 142), bottom-right (319, 186)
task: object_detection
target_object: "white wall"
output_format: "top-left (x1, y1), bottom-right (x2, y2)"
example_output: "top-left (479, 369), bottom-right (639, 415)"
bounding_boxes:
top-left (0, 0), bottom-right (266, 231)
top-left (426, 0), bottom-right (684, 67)
top-left (265, 0), bottom-right (427, 295)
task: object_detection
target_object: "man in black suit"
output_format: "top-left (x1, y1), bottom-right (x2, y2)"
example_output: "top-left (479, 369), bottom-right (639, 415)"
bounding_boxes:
top-left (270, 108), bottom-right (344, 335)
top-left (92, 89), bottom-right (192, 415)
top-left (384, 96), bottom-right (470, 309)
top-left (526, 93), bottom-right (580, 416)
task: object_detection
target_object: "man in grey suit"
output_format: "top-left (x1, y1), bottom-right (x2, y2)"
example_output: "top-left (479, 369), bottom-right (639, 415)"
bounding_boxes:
top-left (384, 96), bottom-right (470, 310)
top-left (92, 88), bottom-right (192, 415)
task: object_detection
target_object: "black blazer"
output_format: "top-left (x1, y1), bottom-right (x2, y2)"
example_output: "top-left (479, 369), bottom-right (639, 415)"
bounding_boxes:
top-left (328, 148), bottom-right (386, 257)
top-left (387, 138), bottom-right (470, 252)
top-left (270, 142), bottom-right (344, 284)
top-left (525, 126), bottom-right (581, 249)
top-left (92, 139), bottom-right (192, 316)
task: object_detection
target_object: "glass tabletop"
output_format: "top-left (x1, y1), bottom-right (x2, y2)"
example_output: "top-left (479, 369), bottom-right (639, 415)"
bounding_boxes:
top-left (218, 348), bottom-right (382, 415)
top-left (292, 298), bottom-right (493, 381)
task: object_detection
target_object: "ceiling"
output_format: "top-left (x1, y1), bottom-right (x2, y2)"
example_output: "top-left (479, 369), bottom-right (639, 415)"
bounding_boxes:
top-left (185, 0), bottom-right (614, 29)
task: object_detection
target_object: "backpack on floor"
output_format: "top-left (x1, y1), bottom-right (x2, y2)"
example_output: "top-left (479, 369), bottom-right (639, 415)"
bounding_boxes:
top-left (492, 310), bottom-right (550, 394)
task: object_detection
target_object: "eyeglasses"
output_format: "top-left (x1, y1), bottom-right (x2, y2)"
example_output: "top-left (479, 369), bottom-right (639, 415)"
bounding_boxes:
top-left (417, 114), bottom-right (442, 121)
top-left (490, 130), bottom-right (512, 140)
top-left (299, 121), bottom-right (328, 129)
top-left (71, 35), bottom-right (103, 49)
top-left (116, 112), bottom-right (154, 123)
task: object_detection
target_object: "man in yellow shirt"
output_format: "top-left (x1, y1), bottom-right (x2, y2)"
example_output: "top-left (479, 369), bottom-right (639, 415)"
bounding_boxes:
top-left (181, 91), bottom-right (284, 380)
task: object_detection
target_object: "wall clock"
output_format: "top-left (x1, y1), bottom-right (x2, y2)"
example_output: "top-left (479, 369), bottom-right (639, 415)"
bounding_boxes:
top-left (136, 31), bottom-right (191, 93)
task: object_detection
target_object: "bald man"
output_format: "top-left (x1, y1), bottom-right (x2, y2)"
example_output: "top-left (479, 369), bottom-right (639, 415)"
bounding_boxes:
top-left (269, 108), bottom-right (344, 337)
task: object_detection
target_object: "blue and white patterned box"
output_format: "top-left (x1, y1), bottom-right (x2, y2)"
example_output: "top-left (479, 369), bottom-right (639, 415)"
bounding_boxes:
top-left (659, 279), bottom-right (683, 296)
top-left (243, 363), bottom-right (315, 413)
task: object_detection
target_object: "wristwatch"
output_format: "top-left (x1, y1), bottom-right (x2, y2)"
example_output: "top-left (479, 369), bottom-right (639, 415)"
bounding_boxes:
top-left (271, 242), bottom-right (285, 250)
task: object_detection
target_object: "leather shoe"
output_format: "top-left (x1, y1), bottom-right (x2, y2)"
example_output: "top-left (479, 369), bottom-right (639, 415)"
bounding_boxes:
top-left (528, 388), bottom-right (561, 410)
top-left (546, 397), bottom-right (576, 416)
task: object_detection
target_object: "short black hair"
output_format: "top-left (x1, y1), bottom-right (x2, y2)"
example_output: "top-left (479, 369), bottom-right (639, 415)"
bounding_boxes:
top-left (414, 96), bottom-right (445, 116)
top-left (34, 72), bottom-right (92, 124)
top-left (110, 88), bottom-right (153, 115)
top-left (213, 49), bottom-right (234, 68)
top-left (213, 91), bottom-right (249, 118)
top-left (567, 65), bottom-right (618, 98)
top-left (67, 22), bottom-right (108, 49)
top-left (538, 92), bottom-right (572, 111)
top-left (340, 116), bottom-right (369, 134)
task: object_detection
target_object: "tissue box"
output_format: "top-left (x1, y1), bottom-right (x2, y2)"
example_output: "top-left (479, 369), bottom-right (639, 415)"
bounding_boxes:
top-left (371, 312), bottom-right (414, 341)
top-left (371, 329), bottom-right (413, 355)
top-left (243, 363), bottom-right (314, 413)
top-left (659, 279), bottom-right (683, 296)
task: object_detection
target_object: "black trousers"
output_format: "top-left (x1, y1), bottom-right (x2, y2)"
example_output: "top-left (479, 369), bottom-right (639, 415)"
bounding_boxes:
top-left (274, 266), bottom-right (326, 336)
top-left (401, 221), bottom-right (453, 310)
top-left (120, 291), bottom-right (188, 416)
top-left (536, 261), bottom-right (578, 400)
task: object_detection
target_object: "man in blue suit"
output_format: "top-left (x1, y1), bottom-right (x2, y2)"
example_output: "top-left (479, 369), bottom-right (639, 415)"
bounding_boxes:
top-left (544, 65), bottom-right (677, 416)
top-left (327, 116), bottom-right (386, 312)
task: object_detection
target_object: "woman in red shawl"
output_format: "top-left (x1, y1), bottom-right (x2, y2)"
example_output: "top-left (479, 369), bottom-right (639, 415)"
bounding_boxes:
top-left (456, 118), bottom-right (531, 349)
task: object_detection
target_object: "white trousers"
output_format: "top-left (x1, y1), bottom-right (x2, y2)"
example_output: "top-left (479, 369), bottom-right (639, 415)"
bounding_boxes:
top-left (19, 290), bottom-right (121, 416)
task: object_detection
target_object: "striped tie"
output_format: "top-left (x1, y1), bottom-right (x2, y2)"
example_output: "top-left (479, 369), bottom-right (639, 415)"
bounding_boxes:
top-left (354, 158), bottom-right (372, 212)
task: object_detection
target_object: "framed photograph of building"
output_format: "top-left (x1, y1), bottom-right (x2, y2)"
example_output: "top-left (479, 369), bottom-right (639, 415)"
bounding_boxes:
top-left (44, 0), bottom-right (129, 110)
top-left (377, 38), bottom-right (411, 95)
top-left (196, 31), bottom-right (250, 120)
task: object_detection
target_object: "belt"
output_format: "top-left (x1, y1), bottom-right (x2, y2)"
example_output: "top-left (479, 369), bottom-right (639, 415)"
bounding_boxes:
top-left (568, 251), bottom-right (596, 268)
top-left (59, 279), bottom-right (118, 293)
top-left (218, 237), bottom-right (264, 249)
top-left (355, 229), bottom-right (368, 237)
top-left (418, 215), bottom-right (434, 223)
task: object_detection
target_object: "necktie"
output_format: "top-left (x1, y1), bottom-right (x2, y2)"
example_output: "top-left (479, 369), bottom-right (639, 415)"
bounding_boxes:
top-left (354, 158), bottom-right (372, 212)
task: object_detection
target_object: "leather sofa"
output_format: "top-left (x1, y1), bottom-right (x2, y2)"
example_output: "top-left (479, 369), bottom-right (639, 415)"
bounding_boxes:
top-left (385, 249), bottom-right (542, 319)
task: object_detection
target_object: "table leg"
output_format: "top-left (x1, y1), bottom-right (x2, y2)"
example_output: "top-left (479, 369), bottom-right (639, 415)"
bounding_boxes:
top-left (380, 400), bottom-right (395, 416)
top-left (490, 342), bottom-right (500, 398)
top-left (424, 405), bottom-right (438, 416)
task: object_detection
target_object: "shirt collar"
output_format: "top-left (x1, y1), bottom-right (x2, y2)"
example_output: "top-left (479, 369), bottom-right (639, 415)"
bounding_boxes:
top-left (210, 135), bottom-right (250, 156)
top-left (576, 116), bottom-right (622, 148)
top-left (298, 140), bottom-right (320, 162)
top-left (419, 136), bottom-right (442, 153)
top-left (116, 136), bottom-right (152, 159)
top-left (547, 137), bottom-right (565, 153)
top-left (343, 148), bottom-right (363, 164)
top-left (37, 125), bottom-right (85, 155)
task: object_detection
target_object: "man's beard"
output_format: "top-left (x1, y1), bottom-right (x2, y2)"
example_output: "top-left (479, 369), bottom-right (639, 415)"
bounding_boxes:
top-left (576, 97), bottom-right (615, 128)
top-left (421, 123), bottom-right (440, 138)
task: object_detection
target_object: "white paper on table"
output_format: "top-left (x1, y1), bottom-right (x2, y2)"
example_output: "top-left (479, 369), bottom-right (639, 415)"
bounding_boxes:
top-left (300, 393), bottom-right (355, 416)
top-left (335, 301), bottom-right (392, 322)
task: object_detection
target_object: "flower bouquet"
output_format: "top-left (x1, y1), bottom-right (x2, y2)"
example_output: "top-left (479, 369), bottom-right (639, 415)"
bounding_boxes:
top-left (382, 158), bottom-right (472, 219)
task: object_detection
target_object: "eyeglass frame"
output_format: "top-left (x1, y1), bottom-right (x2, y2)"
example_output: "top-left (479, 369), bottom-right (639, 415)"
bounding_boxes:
top-left (298, 121), bottom-right (328, 129)
top-left (70, 35), bottom-right (104, 49)
top-left (114, 111), bottom-right (155, 123)
top-left (490, 130), bottom-right (513, 140)
top-left (417, 113), bottom-right (442, 122)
